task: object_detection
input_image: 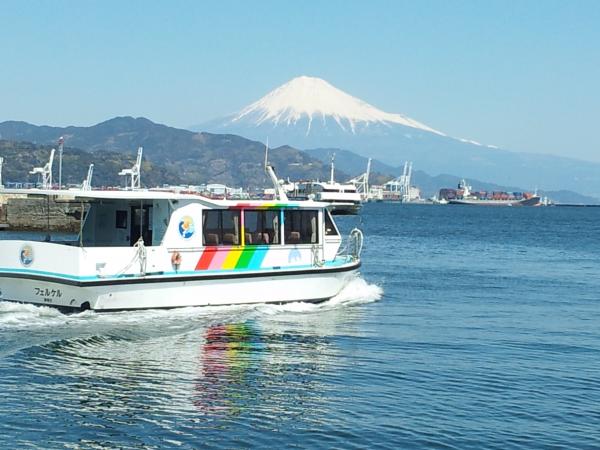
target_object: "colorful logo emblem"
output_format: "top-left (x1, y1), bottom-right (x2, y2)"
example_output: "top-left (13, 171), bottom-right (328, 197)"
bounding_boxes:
top-left (20, 245), bottom-right (34, 267)
top-left (178, 216), bottom-right (195, 239)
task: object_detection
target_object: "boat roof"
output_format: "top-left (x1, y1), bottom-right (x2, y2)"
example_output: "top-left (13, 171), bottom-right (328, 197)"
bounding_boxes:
top-left (0, 187), bottom-right (329, 209)
top-left (299, 181), bottom-right (358, 190)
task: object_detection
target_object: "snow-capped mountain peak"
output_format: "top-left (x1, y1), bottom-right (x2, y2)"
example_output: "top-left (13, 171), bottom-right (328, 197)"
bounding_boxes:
top-left (232, 76), bottom-right (444, 135)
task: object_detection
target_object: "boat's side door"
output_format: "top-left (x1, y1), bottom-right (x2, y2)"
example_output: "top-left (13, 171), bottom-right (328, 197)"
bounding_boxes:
top-left (130, 204), bottom-right (153, 246)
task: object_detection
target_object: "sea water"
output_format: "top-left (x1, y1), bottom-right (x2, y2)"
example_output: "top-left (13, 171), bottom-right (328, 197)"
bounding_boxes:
top-left (0, 204), bottom-right (599, 449)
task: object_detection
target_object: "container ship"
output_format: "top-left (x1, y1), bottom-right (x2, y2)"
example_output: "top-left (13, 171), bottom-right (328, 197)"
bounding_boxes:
top-left (439, 180), bottom-right (541, 206)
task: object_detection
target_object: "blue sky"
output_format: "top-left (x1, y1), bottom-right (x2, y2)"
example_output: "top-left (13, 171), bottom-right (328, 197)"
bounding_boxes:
top-left (1, 0), bottom-right (599, 161)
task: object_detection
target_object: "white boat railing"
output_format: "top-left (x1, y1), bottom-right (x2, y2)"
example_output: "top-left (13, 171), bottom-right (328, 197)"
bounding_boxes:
top-left (337, 228), bottom-right (363, 261)
top-left (312, 243), bottom-right (324, 267)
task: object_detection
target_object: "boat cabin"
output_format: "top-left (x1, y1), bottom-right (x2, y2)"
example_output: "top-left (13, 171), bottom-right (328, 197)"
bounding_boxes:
top-left (74, 191), bottom-right (341, 249)
top-left (0, 189), bottom-right (345, 276)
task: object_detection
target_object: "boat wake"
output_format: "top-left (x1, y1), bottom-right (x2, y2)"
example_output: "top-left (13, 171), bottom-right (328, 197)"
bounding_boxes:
top-left (256, 275), bottom-right (383, 315)
top-left (329, 275), bottom-right (383, 306)
top-left (0, 301), bottom-right (68, 328)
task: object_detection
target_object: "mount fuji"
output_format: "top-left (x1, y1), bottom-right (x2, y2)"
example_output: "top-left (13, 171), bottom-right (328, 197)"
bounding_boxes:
top-left (194, 76), bottom-right (600, 198)
top-left (196, 76), bottom-right (447, 159)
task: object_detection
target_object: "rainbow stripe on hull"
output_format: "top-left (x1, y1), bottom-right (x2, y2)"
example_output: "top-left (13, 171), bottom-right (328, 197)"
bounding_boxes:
top-left (229, 201), bottom-right (303, 210)
top-left (195, 246), bottom-right (270, 271)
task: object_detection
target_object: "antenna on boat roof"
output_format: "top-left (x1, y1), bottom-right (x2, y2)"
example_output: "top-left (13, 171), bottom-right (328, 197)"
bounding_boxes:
top-left (118, 146), bottom-right (143, 190)
top-left (264, 137), bottom-right (269, 170)
top-left (264, 138), bottom-right (288, 201)
top-left (29, 148), bottom-right (55, 189)
top-left (82, 163), bottom-right (94, 191)
top-left (330, 152), bottom-right (336, 184)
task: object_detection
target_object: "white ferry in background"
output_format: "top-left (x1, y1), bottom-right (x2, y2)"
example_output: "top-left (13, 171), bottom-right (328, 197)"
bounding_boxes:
top-left (291, 154), bottom-right (362, 215)
top-left (292, 181), bottom-right (362, 215)
top-left (442, 179), bottom-right (542, 207)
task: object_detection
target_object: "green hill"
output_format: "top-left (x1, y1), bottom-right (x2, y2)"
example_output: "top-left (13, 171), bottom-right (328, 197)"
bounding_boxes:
top-left (0, 117), bottom-right (347, 188)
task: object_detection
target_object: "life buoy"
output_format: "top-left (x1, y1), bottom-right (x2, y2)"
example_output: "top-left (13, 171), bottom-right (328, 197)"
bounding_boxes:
top-left (171, 251), bottom-right (182, 267)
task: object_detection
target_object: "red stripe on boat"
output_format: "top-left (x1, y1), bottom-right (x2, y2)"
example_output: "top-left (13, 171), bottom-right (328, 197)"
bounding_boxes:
top-left (196, 247), bottom-right (218, 270)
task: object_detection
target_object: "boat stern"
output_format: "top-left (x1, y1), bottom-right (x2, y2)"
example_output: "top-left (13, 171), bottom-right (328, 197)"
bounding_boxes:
top-left (0, 240), bottom-right (93, 310)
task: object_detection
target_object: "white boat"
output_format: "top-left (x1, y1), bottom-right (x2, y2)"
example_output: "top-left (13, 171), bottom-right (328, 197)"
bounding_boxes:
top-left (293, 181), bottom-right (362, 215)
top-left (0, 188), bottom-right (362, 311)
top-left (291, 154), bottom-right (362, 215)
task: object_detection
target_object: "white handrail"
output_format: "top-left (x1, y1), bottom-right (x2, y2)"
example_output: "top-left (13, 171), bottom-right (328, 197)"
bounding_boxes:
top-left (337, 228), bottom-right (363, 260)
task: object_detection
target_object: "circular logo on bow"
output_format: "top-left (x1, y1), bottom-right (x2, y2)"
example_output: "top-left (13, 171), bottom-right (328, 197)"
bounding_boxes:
top-left (178, 216), bottom-right (195, 239)
top-left (20, 245), bottom-right (34, 267)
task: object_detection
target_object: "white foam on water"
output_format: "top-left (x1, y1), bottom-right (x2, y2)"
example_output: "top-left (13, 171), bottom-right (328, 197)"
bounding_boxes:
top-left (257, 301), bottom-right (318, 315)
top-left (328, 276), bottom-right (383, 306)
top-left (255, 276), bottom-right (383, 315)
top-left (0, 301), bottom-right (69, 329)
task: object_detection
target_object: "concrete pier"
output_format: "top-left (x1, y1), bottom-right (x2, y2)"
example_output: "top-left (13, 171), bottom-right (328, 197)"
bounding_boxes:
top-left (0, 194), bottom-right (80, 232)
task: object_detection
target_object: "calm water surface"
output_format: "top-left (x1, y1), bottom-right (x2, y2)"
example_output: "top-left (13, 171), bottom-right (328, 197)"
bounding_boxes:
top-left (1, 204), bottom-right (599, 449)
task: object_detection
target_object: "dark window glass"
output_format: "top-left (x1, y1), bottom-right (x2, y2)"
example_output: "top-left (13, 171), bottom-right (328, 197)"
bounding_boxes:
top-left (221, 210), bottom-right (240, 245)
top-left (324, 210), bottom-right (339, 236)
top-left (203, 210), bottom-right (240, 246)
top-left (243, 210), bottom-right (280, 245)
top-left (284, 210), bottom-right (318, 244)
top-left (115, 210), bottom-right (127, 229)
top-left (203, 210), bottom-right (220, 245)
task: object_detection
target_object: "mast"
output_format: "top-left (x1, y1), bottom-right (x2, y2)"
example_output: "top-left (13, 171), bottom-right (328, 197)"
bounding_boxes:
top-left (264, 139), bottom-right (288, 201)
top-left (329, 153), bottom-right (335, 184)
top-left (0, 157), bottom-right (3, 188)
top-left (459, 179), bottom-right (472, 198)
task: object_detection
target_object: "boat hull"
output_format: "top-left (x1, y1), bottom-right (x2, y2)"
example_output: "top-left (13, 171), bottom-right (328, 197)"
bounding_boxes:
top-left (327, 203), bottom-right (362, 215)
top-left (448, 196), bottom-right (541, 206)
top-left (0, 262), bottom-right (360, 311)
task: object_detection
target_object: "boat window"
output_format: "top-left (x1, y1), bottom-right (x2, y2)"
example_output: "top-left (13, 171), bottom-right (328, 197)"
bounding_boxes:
top-left (202, 210), bottom-right (241, 246)
top-left (284, 210), bottom-right (318, 244)
top-left (115, 210), bottom-right (128, 229)
top-left (324, 210), bottom-right (339, 236)
top-left (243, 210), bottom-right (280, 245)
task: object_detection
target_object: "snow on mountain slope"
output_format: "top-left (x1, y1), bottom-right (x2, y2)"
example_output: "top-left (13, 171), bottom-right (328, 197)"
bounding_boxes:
top-left (230, 76), bottom-right (444, 136)
top-left (193, 76), bottom-right (513, 179)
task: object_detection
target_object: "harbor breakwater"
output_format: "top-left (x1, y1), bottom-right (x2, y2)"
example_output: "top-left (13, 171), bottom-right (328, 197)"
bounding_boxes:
top-left (0, 195), bottom-right (80, 232)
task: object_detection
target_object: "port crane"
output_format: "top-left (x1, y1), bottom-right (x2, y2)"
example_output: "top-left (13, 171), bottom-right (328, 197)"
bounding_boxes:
top-left (57, 136), bottom-right (64, 188)
top-left (348, 158), bottom-right (371, 201)
top-left (82, 164), bottom-right (94, 191)
top-left (118, 147), bottom-right (143, 190)
top-left (384, 161), bottom-right (413, 202)
top-left (29, 149), bottom-right (55, 189)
